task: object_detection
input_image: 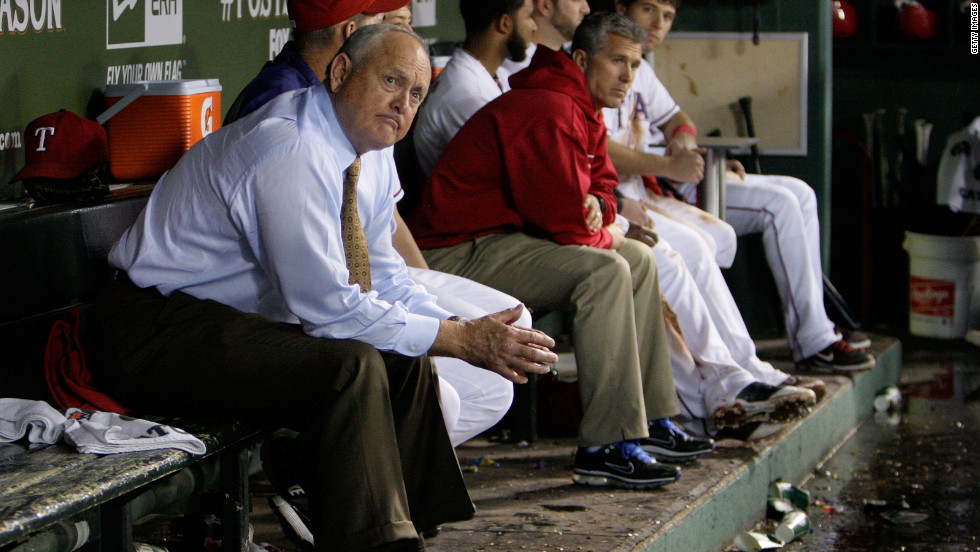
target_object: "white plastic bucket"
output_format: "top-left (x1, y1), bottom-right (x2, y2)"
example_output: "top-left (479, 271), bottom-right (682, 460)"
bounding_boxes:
top-left (903, 231), bottom-right (980, 338)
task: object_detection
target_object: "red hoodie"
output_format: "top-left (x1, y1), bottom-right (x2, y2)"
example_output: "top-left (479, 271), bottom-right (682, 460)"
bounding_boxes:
top-left (409, 46), bottom-right (620, 250)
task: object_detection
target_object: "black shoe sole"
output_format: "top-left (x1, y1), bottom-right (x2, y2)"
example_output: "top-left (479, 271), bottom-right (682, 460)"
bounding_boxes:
top-left (796, 359), bottom-right (875, 374)
top-left (639, 444), bottom-right (714, 463)
top-left (572, 469), bottom-right (681, 489)
top-left (717, 397), bottom-right (814, 428)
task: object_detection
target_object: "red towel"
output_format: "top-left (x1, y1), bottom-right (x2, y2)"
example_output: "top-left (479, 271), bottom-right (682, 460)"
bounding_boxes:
top-left (642, 175), bottom-right (667, 197)
top-left (44, 306), bottom-right (130, 414)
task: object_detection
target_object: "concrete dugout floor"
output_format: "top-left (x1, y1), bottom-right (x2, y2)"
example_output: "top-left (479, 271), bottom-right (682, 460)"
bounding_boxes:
top-left (135, 332), bottom-right (980, 551)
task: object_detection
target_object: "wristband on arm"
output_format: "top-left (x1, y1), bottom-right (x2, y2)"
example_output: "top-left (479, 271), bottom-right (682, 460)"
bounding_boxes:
top-left (670, 124), bottom-right (697, 139)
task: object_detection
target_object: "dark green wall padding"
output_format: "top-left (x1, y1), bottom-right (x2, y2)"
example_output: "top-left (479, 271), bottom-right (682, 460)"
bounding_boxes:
top-left (1, 1), bottom-right (295, 199)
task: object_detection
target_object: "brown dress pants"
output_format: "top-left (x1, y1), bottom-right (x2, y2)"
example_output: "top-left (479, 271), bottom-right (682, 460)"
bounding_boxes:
top-left (91, 276), bottom-right (474, 550)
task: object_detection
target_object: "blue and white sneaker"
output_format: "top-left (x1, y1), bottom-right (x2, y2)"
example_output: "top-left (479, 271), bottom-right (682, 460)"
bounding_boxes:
top-left (635, 419), bottom-right (715, 463)
top-left (572, 440), bottom-right (681, 489)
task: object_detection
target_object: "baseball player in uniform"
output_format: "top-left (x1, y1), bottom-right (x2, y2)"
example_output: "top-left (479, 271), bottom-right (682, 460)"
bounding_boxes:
top-left (604, 0), bottom-right (875, 373)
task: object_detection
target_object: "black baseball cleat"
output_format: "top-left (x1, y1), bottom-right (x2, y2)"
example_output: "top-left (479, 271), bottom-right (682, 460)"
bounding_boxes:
top-left (712, 382), bottom-right (816, 429)
top-left (797, 340), bottom-right (875, 373)
top-left (715, 421), bottom-right (785, 441)
top-left (781, 375), bottom-right (827, 403)
top-left (837, 326), bottom-right (871, 350)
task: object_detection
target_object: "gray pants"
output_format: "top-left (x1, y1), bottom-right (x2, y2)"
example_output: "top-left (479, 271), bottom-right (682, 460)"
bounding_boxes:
top-left (91, 277), bottom-right (474, 550)
top-left (423, 234), bottom-right (679, 448)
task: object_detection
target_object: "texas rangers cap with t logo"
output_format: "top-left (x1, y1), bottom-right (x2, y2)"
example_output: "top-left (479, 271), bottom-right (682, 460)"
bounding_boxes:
top-left (11, 110), bottom-right (109, 183)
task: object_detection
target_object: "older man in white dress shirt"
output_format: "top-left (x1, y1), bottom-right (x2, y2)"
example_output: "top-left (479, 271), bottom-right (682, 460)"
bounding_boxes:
top-left (93, 25), bottom-right (556, 552)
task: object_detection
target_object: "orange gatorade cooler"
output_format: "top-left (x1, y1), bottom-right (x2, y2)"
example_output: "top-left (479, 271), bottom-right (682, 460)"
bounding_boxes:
top-left (102, 79), bottom-right (221, 182)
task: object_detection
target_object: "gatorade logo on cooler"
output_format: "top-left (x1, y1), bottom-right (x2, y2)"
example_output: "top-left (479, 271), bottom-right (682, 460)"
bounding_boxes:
top-left (201, 97), bottom-right (214, 137)
top-left (909, 276), bottom-right (955, 318)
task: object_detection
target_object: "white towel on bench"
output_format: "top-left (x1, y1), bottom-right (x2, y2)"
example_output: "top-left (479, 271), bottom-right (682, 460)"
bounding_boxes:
top-left (0, 398), bottom-right (66, 444)
top-left (62, 408), bottom-right (207, 455)
top-left (0, 398), bottom-right (205, 455)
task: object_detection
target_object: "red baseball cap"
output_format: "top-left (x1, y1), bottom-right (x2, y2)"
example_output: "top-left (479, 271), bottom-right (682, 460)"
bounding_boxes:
top-left (11, 110), bottom-right (108, 183)
top-left (287, 0), bottom-right (410, 33)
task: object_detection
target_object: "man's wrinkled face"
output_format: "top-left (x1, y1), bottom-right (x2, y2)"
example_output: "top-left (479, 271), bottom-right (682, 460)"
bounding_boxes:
top-left (578, 33), bottom-right (643, 110)
top-left (507, 0), bottom-right (538, 62)
top-left (620, 0), bottom-right (675, 53)
top-left (330, 33), bottom-right (430, 154)
top-left (550, 0), bottom-right (590, 41)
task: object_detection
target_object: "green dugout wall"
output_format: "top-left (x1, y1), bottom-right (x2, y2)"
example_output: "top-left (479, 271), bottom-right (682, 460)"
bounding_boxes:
top-left (0, 1), bottom-right (830, 205)
top-left (1, 0), bottom-right (289, 199)
top-left (0, 0), bottom-right (469, 200)
top-left (0, 0), bottom-right (835, 334)
top-left (0, 1), bottom-right (830, 261)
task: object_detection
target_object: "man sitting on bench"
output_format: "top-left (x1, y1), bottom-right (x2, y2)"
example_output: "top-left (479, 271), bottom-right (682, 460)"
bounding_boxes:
top-left (227, 0), bottom-right (537, 452)
top-left (601, 0), bottom-right (874, 374)
top-left (410, 12), bottom-right (713, 489)
top-left (92, 25), bottom-right (556, 552)
top-left (414, 0), bottom-right (819, 445)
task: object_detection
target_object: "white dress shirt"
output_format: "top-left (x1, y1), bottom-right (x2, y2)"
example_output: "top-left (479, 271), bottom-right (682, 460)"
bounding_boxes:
top-left (110, 84), bottom-right (451, 357)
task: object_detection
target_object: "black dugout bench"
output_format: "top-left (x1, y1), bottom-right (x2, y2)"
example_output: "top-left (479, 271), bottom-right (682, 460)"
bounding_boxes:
top-left (0, 187), bottom-right (265, 552)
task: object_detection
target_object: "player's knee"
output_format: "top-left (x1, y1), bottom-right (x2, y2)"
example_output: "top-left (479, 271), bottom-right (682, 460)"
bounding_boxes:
top-left (708, 223), bottom-right (737, 268)
top-left (783, 176), bottom-right (818, 212)
top-left (485, 376), bottom-right (514, 418)
top-left (517, 305), bottom-right (533, 328)
top-left (438, 376), bottom-right (462, 431)
top-left (762, 184), bottom-right (800, 215)
top-left (582, 246), bottom-right (635, 280)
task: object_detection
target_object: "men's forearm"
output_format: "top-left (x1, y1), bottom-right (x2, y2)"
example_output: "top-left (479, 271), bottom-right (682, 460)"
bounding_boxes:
top-left (607, 139), bottom-right (673, 178)
top-left (392, 209), bottom-right (429, 269)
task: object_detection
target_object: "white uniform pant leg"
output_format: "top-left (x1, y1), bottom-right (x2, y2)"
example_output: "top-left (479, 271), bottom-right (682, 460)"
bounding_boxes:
top-left (406, 267), bottom-right (523, 445)
top-left (647, 209), bottom-right (788, 386)
top-left (437, 375), bottom-right (461, 438)
top-left (643, 192), bottom-right (738, 268)
top-left (722, 175), bottom-right (838, 360)
top-left (653, 239), bottom-right (759, 418)
top-left (662, 303), bottom-right (709, 422)
top-left (406, 266), bottom-right (531, 322)
top-left (778, 174), bottom-right (825, 290)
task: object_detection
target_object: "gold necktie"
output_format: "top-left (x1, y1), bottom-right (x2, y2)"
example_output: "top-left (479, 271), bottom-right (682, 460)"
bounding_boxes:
top-left (341, 156), bottom-right (371, 292)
